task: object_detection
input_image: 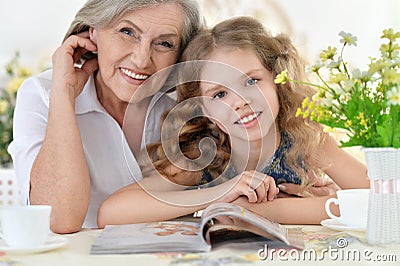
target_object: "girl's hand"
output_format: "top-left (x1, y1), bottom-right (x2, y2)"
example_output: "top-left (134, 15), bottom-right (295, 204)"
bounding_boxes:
top-left (217, 170), bottom-right (279, 203)
top-left (51, 31), bottom-right (98, 102)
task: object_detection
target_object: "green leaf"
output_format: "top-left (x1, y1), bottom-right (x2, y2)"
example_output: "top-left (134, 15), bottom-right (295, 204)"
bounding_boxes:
top-left (376, 125), bottom-right (391, 147)
top-left (392, 123), bottom-right (400, 148)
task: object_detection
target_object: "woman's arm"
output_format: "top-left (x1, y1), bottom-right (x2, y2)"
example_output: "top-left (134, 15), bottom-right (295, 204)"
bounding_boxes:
top-left (30, 33), bottom-right (98, 234)
top-left (278, 174), bottom-right (340, 197)
top-left (30, 90), bottom-right (89, 233)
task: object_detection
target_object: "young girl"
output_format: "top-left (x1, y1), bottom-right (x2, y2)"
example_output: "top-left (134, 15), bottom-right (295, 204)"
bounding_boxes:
top-left (97, 17), bottom-right (369, 227)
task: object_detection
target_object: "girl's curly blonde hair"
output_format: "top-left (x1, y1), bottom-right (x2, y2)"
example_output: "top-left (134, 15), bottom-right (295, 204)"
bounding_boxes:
top-left (142, 16), bottom-right (326, 187)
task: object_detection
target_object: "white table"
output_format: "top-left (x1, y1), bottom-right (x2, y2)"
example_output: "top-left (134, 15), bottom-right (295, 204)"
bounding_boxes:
top-left (2, 225), bottom-right (399, 266)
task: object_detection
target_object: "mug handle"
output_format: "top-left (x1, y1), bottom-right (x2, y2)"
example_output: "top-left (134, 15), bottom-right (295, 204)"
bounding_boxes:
top-left (325, 198), bottom-right (340, 220)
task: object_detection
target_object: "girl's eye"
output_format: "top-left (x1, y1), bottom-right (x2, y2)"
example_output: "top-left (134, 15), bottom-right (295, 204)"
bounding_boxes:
top-left (213, 91), bottom-right (227, 99)
top-left (245, 78), bottom-right (258, 86)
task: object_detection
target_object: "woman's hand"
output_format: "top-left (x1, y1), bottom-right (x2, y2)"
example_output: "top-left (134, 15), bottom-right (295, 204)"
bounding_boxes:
top-left (217, 170), bottom-right (279, 204)
top-left (51, 31), bottom-right (98, 102)
top-left (278, 175), bottom-right (340, 197)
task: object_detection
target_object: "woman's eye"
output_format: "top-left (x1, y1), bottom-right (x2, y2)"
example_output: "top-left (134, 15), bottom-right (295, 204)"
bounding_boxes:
top-left (158, 41), bottom-right (174, 49)
top-left (120, 28), bottom-right (136, 37)
top-left (245, 78), bottom-right (258, 86)
top-left (213, 91), bottom-right (227, 99)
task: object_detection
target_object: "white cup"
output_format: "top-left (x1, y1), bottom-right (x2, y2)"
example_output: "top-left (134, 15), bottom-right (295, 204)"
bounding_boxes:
top-left (0, 205), bottom-right (52, 248)
top-left (325, 189), bottom-right (369, 228)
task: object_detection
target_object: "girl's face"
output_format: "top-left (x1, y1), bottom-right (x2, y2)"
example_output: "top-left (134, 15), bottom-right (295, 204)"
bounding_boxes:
top-left (199, 47), bottom-right (280, 143)
top-left (90, 3), bottom-right (184, 103)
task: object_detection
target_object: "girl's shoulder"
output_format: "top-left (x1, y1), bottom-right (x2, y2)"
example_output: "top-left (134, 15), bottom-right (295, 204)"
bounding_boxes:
top-left (317, 132), bottom-right (340, 154)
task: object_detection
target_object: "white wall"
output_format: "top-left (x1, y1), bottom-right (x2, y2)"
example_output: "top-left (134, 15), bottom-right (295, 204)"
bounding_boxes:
top-left (0, 0), bottom-right (399, 83)
top-left (199, 0), bottom-right (400, 67)
top-left (0, 0), bottom-right (85, 83)
top-left (278, 0), bottom-right (400, 67)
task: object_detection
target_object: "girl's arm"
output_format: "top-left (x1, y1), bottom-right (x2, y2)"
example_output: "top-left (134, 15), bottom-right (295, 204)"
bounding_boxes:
top-left (274, 134), bottom-right (368, 197)
top-left (97, 185), bottom-right (205, 228)
top-left (97, 170), bottom-right (278, 227)
top-left (316, 134), bottom-right (370, 189)
top-left (236, 135), bottom-right (367, 225)
top-left (234, 195), bottom-right (339, 224)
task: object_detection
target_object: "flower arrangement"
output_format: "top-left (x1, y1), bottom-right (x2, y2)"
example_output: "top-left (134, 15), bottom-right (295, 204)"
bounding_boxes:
top-left (275, 28), bottom-right (400, 148)
top-left (0, 52), bottom-right (32, 166)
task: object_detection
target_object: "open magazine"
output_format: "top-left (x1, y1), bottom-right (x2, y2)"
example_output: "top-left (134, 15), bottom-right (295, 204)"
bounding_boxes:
top-left (91, 202), bottom-right (304, 254)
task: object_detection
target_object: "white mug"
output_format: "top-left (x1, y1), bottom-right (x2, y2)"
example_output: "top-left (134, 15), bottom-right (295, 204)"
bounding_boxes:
top-left (0, 205), bottom-right (52, 248)
top-left (325, 189), bottom-right (369, 228)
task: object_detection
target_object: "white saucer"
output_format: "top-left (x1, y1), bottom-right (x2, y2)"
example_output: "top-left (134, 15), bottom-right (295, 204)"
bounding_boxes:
top-left (321, 219), bottom-right (366, 232)
top-left (0, 234), bottom-right (68, 254)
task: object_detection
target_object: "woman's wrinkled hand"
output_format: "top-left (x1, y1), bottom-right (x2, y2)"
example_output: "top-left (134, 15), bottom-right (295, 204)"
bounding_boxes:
top-left (51, 31), bottom-right (98, 102)
top-left (277, 175), bottom-right (340, 198)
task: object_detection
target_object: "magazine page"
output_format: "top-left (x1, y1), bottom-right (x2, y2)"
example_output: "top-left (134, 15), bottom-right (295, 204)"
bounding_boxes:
top-left (91, 221), bottom-right (210, 254)
top-left (200, 203), bottom-right (303, 248)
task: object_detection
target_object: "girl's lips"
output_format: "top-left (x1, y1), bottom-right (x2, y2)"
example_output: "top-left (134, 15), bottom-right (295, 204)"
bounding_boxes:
top-left (234, 111), bottom-right (262, 125)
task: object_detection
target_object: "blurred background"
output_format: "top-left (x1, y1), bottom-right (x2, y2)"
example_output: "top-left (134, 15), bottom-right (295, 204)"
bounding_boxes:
top-left (0, 0), bottom-right (399, 82)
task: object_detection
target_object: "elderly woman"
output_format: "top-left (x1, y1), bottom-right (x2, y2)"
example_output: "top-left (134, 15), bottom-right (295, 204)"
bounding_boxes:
top-left (8, 0), bottom-right (202, 233)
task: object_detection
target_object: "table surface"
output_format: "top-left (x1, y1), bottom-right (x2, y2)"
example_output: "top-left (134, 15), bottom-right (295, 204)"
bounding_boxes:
top-left (1, 224), bottom-right (399, 266)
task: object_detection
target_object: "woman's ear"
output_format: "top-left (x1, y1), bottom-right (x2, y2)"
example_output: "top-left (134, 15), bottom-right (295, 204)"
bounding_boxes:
top-left (89, 27), bottom-right (97, 44)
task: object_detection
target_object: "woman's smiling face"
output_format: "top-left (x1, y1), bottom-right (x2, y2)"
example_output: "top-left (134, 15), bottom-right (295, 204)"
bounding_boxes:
top-left (200, 47), bottom-right (280, 143)
top-left (90, 3), bottom-right (185, 102)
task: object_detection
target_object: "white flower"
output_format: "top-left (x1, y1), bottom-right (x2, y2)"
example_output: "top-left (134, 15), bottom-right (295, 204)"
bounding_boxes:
top-left (306, 61), bottom-right (325, 73)
top-left (352, 68), bottom-right (371, 82)
top-left (335, 86), bottom-right (347, 97)
top-left (389, 58), bottom-right (400, 66)
top-left (320, 93), bottom-right (334, 107)
top-left (339, 31), bottom-right (358, 46)
top-left (343, 80), bottom-right (354, 92)
top-left (327, 60), bottom-right (341, 69)
top-left (387, 86), bottom-right (400, 106)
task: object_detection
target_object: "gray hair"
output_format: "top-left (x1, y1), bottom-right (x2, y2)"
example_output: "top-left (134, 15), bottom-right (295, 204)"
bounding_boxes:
top-left (63, 0), bottom-right (203, 54)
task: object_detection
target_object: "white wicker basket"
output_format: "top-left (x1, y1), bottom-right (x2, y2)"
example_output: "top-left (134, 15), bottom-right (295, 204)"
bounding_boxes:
top-left (363, 148), bottom-right (400, 244)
